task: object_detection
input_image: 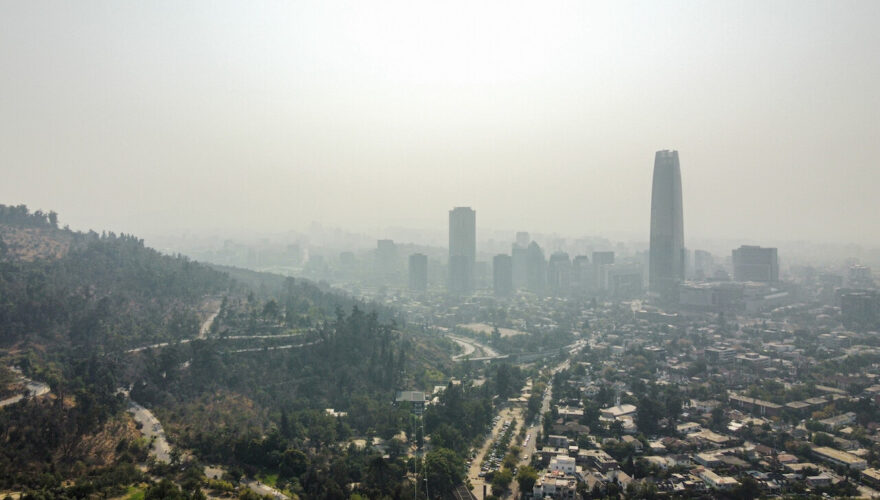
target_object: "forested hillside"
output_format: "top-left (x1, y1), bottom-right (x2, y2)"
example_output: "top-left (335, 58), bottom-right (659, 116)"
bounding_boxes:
top-left (0, 205), bottom-right (469, 499)
top-left (0, 205), bottom-right (235, 493)
top-left (0, 208), bottom-right (230, 351)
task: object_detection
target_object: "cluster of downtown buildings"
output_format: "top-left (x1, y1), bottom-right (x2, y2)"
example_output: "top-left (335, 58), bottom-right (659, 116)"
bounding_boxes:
top-left (404, 150), bottom-right (784, 309)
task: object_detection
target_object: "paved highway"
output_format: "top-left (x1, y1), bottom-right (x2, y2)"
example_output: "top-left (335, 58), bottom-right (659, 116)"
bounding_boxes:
top-left (447, 334), bottom-right (503, 361)
top-left (127, 400), bottom-right (172, 463)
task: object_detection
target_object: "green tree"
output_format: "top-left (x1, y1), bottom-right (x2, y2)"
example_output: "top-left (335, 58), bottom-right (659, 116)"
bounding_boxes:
top-left (145, 479), bottom-right (186, 500)
top-left (424, 448), bottom-right (464, 498)
top-left (516, 466), bottom-right (538, 493)
top-left (491, 467), bottom-right (513, 496)
top-left (731, 476), bottom-right (760, 500)
top-left (279, 448), bottom-right (309, 480)
top-left (262, 299), bottom-right (280, 320)
top-left (711, 407), bottom-right (726, 428)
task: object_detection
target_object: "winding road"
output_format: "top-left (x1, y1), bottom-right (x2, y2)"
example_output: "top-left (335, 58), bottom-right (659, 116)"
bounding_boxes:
top-left (127, 399), bottom-right (172, 463)
top-left (0, 369), bottom-right (51, 408)
top-left (447, 334), bottom-right (503, 361)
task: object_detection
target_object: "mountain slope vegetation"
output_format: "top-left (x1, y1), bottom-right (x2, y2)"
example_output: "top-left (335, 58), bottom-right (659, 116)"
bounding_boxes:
top-left (0, 205), bottom-right (462, 499)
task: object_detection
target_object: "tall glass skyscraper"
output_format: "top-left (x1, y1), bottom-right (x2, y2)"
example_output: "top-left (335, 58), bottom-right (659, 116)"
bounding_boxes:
top-left (448, 207), bottom-right (476, 294)
top-left (649, 150), bottom-right (685, 295)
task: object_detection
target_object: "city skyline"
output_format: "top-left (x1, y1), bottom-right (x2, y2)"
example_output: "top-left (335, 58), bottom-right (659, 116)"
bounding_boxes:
top-left (2, 2), bottom-right (880, 498)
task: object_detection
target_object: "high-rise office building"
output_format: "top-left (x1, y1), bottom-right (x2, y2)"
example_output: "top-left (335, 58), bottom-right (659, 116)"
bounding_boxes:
top-left (547, 251), bottom-right (572, 296)
top-left (732, 245), bottom-right (778, 282)
top-left (376, 239), bottom-right (398, 281)
top-left (516, 231), bottom-right (530, 248)
top-left (526, 241), bottom-right (547, 294)
top-left (448, 255), bottom-right (470, 295)
top-left (448, 207), bottom-right (476, 294)
top-left (408, 253), bottom-right (428, 292)
top-left (511, 244), bottom-right (529, 290)
top-left (592, 251), bottom-right (615, 290)
top-left (493, 254), bottom-right (513, 297)
top-left (694, 250), bottom-right (714, 280)
top-left (649, 150), bottom-right (685, 294)
top-left (572, 255), bottom-right (591, 293)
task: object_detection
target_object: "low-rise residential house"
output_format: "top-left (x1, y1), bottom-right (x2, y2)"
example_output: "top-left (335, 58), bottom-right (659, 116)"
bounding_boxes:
top-left (577, 449), bottom-right (618, 472)
top-left (558, 406), bottom-right (585, 421)
top-left (660, 436), bottom-right (692, 452)
top-left (784, 462), bottom-right (820, 474)
top-left (805, 473), bottom-right (832, 487)
top-left (648, 440), bottom-right (667, 454)
top-left (689, 429), bottom-right (734, 448)
top-left (547, 435), bottom-right (570, 448)
top-left (667, 454), bottom-right (692, 467)
top-left (643, 455), bottom-right (672, 470)
top-left (693, 452), bottom-right (722, 467)
top-left (552, 420), bottom-right (591, 435)
top-left (676, 422), bottom-right (702, 434)
top-left (606, 469), bottom-right (632, 488)
top-left (533, 470), bottom-right (577, 499)
top-left (600, 404), bottom-right (637, 420)
top-left (539, 447), bottom-right (571, 465)
top-left (694, 467), bottom-right (739, 490)
top-left (550, 455), bottom-right (577, 475)
top-left (688, 399), bottom-right (721, 413)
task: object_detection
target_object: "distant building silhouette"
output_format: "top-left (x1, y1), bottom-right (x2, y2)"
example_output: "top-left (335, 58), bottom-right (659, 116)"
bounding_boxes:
top-left (375, 239), bottom-right (398, 281)
top-left (448, 255), bottom-right (470, 295)
top-left (649, 150), bottom-right (685, 295)
top-left (840, 289), bottom-right (880, 330)
top-left (605, 264), bottom-right (643, 297)
top-left (516, 231), bottom-right (530, 248)
top-left (592, 251), bottom-right (615, 290)
top-left (493, 254), bottom-right (513, 297)
top-left (694, 250), bottom-right (714, 280)
top-left (732, 245), bottom-right (778, 282)
top-left (512, 243), bottom-right (529, 290)
top-left (572, 255), bottom-right (591, 293)
top-left (474, 261), bottom-right (490, 290)
top-left (408, 253), bottom-right (428, 292)
top-left (448, 207), bottom-right (476, 294)
top-left (339, 251), bottom-right (356, 270)
top-left (547, 251), bottom-right (572, 296)
top-left (847, 265), bottom-right (875, 289)
top-left (526, 241), bottom-right (546, 294)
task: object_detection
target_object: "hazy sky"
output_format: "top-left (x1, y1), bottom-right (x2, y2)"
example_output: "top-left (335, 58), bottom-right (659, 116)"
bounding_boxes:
top-left (2, 1), bottom-right (879, 246)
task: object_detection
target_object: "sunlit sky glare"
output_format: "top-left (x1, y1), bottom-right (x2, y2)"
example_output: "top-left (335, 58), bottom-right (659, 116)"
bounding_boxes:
top-left (1, 1), bottom-right (879, 246)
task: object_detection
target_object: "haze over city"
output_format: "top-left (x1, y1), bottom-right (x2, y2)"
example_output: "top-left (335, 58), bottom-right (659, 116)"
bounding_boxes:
top-left (7, 2), bottom-right (880, 499)
top-left (2, 1), bottom-right (879, 246)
